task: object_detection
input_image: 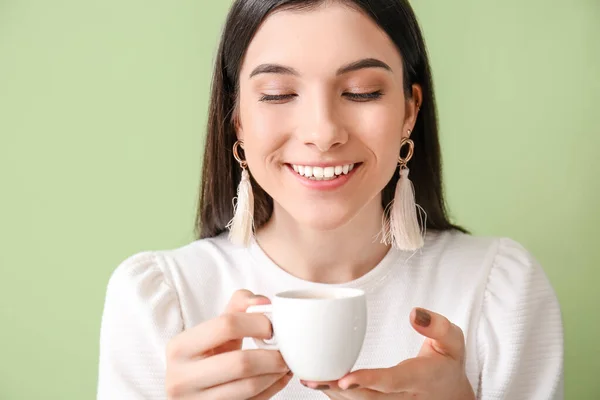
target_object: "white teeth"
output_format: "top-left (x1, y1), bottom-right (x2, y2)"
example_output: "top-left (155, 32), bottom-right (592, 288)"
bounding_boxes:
top-left (312, 166), bottom-right (324, 178)
top-left (323, 167), bottom-right (334, 178)
top-left (290, 163), bottom-right (356, 180)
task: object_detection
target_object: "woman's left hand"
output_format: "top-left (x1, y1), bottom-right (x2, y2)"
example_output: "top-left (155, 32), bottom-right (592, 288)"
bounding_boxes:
top-left (301, 308), bottom-right (476, 400)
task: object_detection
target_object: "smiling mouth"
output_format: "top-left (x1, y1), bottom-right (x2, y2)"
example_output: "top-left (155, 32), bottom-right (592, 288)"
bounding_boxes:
top-left (288, 163), bottom-right (359, 181)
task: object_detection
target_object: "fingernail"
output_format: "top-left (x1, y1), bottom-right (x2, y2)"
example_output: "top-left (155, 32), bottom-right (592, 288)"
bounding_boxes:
top-left (347, 384), bottom-right (360, 390)
top-left (415, 308), bottom-right (431, 327)
top-left (315, 385), bottom-right (330, 390)
top-left (249, 295), bottom-right (270, 305)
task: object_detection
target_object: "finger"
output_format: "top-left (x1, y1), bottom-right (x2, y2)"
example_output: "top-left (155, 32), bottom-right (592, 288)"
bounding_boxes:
top-left (301, 380), bottom-right (396, 400)
top-left (198, 372), bottom-right (288, 400)
top-left (410, 307), bottom-right (465, 359)
top-left (300, 380), bottom-right (338, 390)
top-left (209, 290), bottom-right (271, 355)
top-left (318, 384), bottom-right (401, 400)
top-left (224, 289), bottom-right (271, 314)
top-left (167, 312), bottom-right (272, 359)
top-left (322, 391), bottom-right (347, 400)
top-left (249, 372), bottom-right (294, 400)
top-left (326, 389), bottom-right (402, 400)
top-left (338, 358), bottom-right (433, 393)
top-left (189, 349), bottom-right (289, 389)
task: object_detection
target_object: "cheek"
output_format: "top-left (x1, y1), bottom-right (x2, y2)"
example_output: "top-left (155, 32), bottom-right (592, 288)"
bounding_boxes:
top-left (342, 103), bottom-right (403, 167)
top-left (238, 96), bottom-right (292, 169)
top-left (243, 108), bottom-right (286, 141)
top-left (238, 83), bottom-right (295, 140)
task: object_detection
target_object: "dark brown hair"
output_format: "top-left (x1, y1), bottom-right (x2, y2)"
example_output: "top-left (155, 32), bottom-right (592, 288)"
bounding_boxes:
top-left (196, 0), bottom-right (465, 239)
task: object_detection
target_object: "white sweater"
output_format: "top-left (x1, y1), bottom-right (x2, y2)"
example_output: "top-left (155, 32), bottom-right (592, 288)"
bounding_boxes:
top-left (97, 230), bottom-right (563, 399)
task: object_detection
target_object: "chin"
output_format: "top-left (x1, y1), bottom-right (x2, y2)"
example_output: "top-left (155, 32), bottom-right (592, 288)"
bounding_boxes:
top-left (293, 208), bottom-right (360, 232)
top-left (269, 188), bottom-right (384, 233)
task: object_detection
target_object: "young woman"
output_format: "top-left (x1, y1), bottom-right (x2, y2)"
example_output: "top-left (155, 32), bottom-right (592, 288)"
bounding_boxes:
top-left (98, 1), bottom-right (563, 399)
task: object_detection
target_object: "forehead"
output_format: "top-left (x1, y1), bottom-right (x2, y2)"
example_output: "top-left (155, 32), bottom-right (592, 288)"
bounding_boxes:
top-left (240, 3), bottom-right (404, 77)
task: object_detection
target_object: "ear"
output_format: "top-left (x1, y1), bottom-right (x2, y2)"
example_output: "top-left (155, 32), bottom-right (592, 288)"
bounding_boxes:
top-left (232, 104), bottom-right (244, 141)
top-left (402, 84), bottom-right (423, 138)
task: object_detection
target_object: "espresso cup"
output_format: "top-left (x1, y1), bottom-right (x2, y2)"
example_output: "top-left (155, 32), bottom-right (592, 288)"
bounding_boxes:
top-left (246, 288), bottom-right (367, 381)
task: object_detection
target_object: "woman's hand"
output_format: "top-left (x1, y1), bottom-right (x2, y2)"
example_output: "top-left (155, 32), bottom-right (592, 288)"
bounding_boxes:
top-left (302, 308), bottom-right (475, 400)
top-left (165, 290), bottom-right (292, 399)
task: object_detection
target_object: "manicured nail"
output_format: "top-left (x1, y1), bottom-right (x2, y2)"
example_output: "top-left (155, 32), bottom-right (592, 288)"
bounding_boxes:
top-left (415, 308), bottom-right (431, 327)
top-left (347, 384), bottom-right (360, 390)
top-left (315, 385), bottom-right (330, 390)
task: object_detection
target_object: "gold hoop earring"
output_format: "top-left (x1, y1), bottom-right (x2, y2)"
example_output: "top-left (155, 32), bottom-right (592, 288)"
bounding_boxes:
top-left (398, 137), bottom-right (415, 168)
top-left (232, 140), bottom-right (248, 169)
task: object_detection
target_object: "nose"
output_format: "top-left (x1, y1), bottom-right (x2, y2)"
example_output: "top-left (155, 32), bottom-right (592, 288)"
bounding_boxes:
top-left (298, 95), bottom-right (348, 152)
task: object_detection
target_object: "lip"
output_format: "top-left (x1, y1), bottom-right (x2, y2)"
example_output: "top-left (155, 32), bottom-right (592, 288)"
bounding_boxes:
top-left (287, 161), bottom-right (357, 168)
top-left (286, 163), bottom-right (361, 191)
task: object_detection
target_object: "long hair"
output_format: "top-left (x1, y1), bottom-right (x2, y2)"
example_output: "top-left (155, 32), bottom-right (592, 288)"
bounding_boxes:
top-left (196, 0), bottom-right (465, 239)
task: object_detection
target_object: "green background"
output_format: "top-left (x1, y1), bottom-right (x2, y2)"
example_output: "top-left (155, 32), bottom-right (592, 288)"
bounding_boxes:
top-left (1, 0), bottom-right (598, 398)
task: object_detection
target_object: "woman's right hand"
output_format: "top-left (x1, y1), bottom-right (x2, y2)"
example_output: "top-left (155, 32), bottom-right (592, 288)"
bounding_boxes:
top-left (165, 289), bottom-right (292, 399)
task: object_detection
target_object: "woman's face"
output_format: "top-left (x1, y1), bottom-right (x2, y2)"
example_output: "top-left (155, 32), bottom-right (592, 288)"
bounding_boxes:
top-left (237, 2), bottom-right (419, 231)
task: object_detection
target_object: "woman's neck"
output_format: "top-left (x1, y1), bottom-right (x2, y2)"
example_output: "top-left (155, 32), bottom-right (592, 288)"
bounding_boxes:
top-left (255, 197), bottom-right (391, 284)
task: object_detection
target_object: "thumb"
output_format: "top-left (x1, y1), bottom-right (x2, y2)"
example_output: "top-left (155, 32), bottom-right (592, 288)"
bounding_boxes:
top-left (224, 289), bottom-right (271, 314)
top-left (410, 307), bottom-right (465, 360)
top-left (208, 290), bottom-right (271, 356)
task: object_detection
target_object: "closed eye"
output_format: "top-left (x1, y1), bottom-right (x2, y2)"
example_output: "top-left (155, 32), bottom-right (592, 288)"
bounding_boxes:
top-left (259, 91), bottom-right (383, 103)
top-left (259, 94), bottom-right (297, 103)
top-left (343, 91), bottom-right (383, 102)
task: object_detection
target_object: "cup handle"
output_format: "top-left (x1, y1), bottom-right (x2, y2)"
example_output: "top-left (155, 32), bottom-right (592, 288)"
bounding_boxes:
top-left (246, 304), bottom-right (278, 350)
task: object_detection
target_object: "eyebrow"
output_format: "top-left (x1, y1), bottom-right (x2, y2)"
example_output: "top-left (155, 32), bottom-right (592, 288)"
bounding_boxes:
top-left (248, 57), bottom-right (392, 78)
top-left (336, 58), bottom-right (392, 75)
top-left (249, 64), bottom-right (299, 78)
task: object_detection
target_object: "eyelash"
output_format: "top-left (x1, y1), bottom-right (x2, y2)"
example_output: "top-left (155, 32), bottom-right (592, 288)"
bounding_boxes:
top-left (344, 91), bottom-right (383, 102)
top-left (259, 91), bottom-right (383, 103)
top-left (259, 94), bottom-right (296, 102)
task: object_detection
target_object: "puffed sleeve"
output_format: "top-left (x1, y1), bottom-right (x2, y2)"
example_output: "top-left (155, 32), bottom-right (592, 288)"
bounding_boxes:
top-left (477, 238), bottom-right (564, 400)
top-left (97, 252), bottom-right (183, 400)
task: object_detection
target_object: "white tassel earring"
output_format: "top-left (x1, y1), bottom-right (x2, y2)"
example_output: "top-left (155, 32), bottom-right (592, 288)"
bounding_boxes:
top-left (382, 131), bottom-right (425, 251)
top-left (227, 140), bottom-right (254, 247)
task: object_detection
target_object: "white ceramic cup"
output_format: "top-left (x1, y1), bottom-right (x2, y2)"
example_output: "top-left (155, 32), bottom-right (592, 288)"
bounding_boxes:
top-left (246, 288), bottom-right (367, 381)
